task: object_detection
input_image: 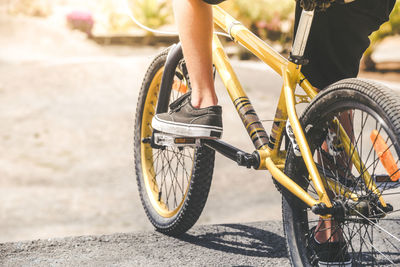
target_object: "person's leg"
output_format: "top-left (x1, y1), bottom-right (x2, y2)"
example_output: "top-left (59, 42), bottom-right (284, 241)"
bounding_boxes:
top-left (152, 0), bottom-right (222, 139)
top-left (173, 0), bottom-right (217, 108)
top-left (151, 0), bottom-right (224, 138)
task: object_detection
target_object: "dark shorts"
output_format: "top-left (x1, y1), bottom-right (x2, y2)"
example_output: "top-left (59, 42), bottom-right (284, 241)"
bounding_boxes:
top-left (204, 0), bottom-right (395, 89)
top-left (202, 0), bottom-right (225, 4)
top-left (296, 0), bottom-right (395, 88)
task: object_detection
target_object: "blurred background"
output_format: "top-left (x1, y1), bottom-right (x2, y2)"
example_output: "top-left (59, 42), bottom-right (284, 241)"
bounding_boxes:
top-left (0, 0), bottom-right (399, 243)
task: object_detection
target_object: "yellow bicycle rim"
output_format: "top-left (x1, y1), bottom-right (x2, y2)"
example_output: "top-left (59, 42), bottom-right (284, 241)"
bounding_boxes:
top-left (140, 67), bottom-right (192, 218)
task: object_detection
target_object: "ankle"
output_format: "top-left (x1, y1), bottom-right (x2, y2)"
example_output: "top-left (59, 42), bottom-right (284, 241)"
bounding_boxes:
top-left (191, 95), bottom-right (218, 109)
top-left (314, 224), bottom-right (344, 243)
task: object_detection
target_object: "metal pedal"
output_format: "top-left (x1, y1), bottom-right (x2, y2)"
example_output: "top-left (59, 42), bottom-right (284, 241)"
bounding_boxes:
top-left (153, 132), bottom-right (201, 148)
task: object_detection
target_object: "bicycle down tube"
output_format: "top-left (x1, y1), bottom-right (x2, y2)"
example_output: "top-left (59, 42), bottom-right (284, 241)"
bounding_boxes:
top-left (211, 6), bottom-right (333, 209)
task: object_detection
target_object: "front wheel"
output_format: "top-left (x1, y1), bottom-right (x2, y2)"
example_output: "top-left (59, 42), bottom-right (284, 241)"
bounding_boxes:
top-left (134, 48), bottom-right (215, 236)
top-left (283, 78), bottom-right (400, 266)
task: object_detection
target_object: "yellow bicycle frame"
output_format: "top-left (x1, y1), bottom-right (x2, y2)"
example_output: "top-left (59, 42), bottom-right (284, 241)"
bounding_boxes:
top-left (211, 6), bottom-right (386, 210)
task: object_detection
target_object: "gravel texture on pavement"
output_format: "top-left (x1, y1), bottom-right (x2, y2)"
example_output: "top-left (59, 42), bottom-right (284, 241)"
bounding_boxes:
top-left (0, 221), bottom-right (290, 267)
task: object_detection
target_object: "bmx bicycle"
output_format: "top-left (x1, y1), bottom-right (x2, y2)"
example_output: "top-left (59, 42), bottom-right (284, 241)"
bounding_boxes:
top-left (134, 4), bottom-right (400, 266)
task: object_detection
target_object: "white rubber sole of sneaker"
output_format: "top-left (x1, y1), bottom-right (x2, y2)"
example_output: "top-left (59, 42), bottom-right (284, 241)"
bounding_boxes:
top-left (318, 260), bottom-right (352, 267)
top-left (152, 116), bottom-right (222, 139)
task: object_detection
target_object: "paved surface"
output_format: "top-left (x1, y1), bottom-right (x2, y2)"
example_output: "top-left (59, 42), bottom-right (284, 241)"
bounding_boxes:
top-left (0, 221), bottom-right (290, 267)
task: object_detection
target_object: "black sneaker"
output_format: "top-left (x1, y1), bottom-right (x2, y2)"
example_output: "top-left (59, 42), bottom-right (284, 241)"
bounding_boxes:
top-left (152, 92), bottom-right (223, 139)
top-left (308, 227), bottom-right (352, 267)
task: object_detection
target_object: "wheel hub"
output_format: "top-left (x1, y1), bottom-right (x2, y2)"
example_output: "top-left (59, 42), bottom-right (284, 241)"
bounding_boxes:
top-left (312, 199), bottom-right (393, 223)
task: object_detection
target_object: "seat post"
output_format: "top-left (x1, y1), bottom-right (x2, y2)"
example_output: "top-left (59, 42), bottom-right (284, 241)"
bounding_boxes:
top-left (290, 9), bottom-right (315, 64)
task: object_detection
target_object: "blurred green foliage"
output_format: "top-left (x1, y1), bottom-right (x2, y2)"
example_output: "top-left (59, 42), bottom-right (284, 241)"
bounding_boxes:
top-left (222, 0), bottom-right (295, 27)
top-left (222, 0), bottom-right (295, 47)
top-left (363, 1), bottom-right (400, 70)
top-left (7, 0), bottom-right (52, 17)
top-left (99, 0), bottom-right (171, 33)
top-left (131, 0), bottom-right (171, 31)
top-left (375, 1), bottom-right (400, 37)
top-left (17, 0), bottom-right (395, 69)
top-left (97, 0), bottom-right (134, 33)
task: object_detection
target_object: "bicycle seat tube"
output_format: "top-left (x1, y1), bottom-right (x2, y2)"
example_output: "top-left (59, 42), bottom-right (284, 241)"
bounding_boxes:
top-left (285, 9), bottom-right (333, 208)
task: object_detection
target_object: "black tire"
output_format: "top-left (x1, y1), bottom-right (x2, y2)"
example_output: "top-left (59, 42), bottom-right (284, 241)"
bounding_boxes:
top-left (283, 78), bottom-right (400, 266)
top-left (134, 48), bottom-right (215, 236)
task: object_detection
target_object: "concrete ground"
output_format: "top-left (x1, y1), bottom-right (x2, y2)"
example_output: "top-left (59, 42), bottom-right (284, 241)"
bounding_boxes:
top-left (0, 222), bottom-right (290, 267)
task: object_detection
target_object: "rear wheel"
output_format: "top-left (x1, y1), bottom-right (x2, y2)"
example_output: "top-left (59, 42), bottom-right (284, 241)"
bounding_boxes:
top-left (283, 79), bottom-right (400, 266)
top-left (134, 48), bottom-right (215, 236)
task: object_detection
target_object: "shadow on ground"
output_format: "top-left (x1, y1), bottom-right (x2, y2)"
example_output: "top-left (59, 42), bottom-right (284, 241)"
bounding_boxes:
top-left (178, 223), bottom-right (288, 258)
